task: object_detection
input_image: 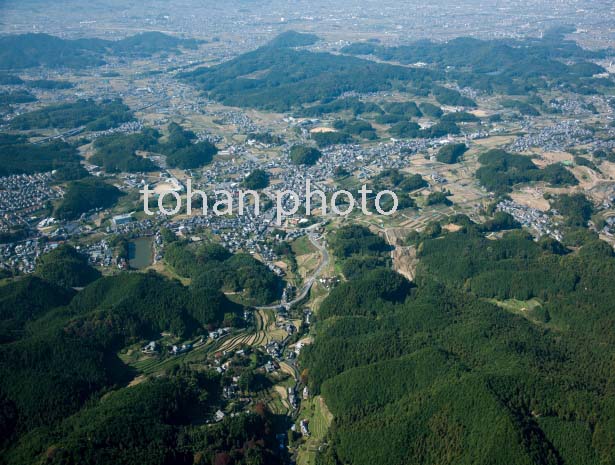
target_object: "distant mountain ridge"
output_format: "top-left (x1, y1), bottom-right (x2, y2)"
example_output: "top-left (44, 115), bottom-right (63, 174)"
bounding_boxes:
top-left (181, 31), bottom-right (435, 112)
top-left (0, 31), bottom-right (200, 69)
top-left (181, 29), bottom-right (614, 112)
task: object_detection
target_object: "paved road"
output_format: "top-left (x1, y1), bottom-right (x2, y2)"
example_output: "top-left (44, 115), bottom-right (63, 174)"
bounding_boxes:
top-left (256, 230), bottom-right (329, 311)
top-left (33, 126), bottom-right (86, 144)
top-left (290, 232), bottom-right (329, 305)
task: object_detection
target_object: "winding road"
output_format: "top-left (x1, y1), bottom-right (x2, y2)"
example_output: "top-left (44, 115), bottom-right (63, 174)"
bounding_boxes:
top-left (257, 230), bottom-right (329, 311)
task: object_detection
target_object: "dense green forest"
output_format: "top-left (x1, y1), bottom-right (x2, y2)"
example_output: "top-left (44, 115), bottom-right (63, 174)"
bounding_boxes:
top-left (34, 245), bottom-right (101, 288)
top-left (181, 29), bottom-right (612, 113)
top-left (246, 132), bottom-right (284, 145)
top-left (162, 123), bottom-right (218, 169)
top-left (329, 224), bottom-right (390, 259)
top-left (0, 135), bottom-right (81, 176)
top-left (364, 168), bottom-right (426, 211)
top-left (502, 99), bottom-right (541, 116)
top-left (318, 120), bottom-right (376, 143)
top-left (54, 178), bottom-right (123, 220)
top-left (302, 216), bottom-right (615, 465)
top-left (166, 141), bottom-right (218, 169)
top-left (341, 28), bottom-right (613, 95)
top-left (183, 32), bottom-right (615, 112)
top-left (267, 30), bottom-right (319, 48)
top-left (243, 169), bottom-right (270, 189)
top-left (335, 119), bottom-right (377, 137)
top-left (181, 33), bottom-right (436, 112)
top-left (9, 99), bottom-right (133, 131)
top-left (0, 32), bottom-right (199, 69)
top-left (311, 131), bottom-right (352, 148)
top-left (436, 143), bottom-right (468, 164)
top-left (374, 169), bottom-right (427, 193)
top-left (552, 193), bottom-right (594, 227)
top-left (0, 273), bottom-right (280, 465)
top-left (4, 371), bottom-right (283, 465)
top-left (419, 102), bottom-right (444, 118)
top-left (164, 240), bottom-right (282, 306)
top-left (299, 97), bottom-right (384, 118)
top-left (476, 149), bottom-right (578, 193)
top-left (441, 111), bottom-right (480, 123)
top-left (0, 73), bottom-right (23, 85)
top-left (177, 29), bottom-right (613, 116)
top-left (425, 190), bottom-right (452, 206)
top-left (289, 145), bottom-right (322, 165)
top-left (0, 276), bottom-right (75, 343)
top-left (327, 225), bottom-right (392, 281)
top-left (91, 129), bottom-right (159, 173)
top-left (0, 238), bottom-right (280, 464)
top-left (52, 162), bottom-right (90, 181)
top-left (0, 90), bottom-right (36, 105)
top-left (90, 123), bottom-right (218, 172)
top-left (1, 347), bottom-right (281, 465)
top-left (382, 101), bottom-right (423, 118)
top-left (432, 86), bottom-right (477, 107)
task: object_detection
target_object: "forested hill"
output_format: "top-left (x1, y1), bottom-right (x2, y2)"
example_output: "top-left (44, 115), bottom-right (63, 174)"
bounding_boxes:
top-left (180, 33), bottom-right (437, 112)
top-left (0, 134), bottom-right (81, 176)
top-left (0, 31), bottom-right (200, 69)
top-left (182, 30), bottom-right (614, 113)
top-left (301, 221), bottom-right (615, 465)
top-left (341, 27), bottom-right (613, 95)
top-left (0, 241), bottom-right (285, 464)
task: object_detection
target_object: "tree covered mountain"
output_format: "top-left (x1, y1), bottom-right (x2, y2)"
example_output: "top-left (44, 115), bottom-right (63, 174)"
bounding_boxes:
top-left (0, 241), bottom-right (276, 463)
top-left (302, 218), bottom-right (615, 465)
top-left (341, 29), bottom-right (613, 95)
top-left (181, 34), bottom-right (436, 112)
top-left (0, 32), bottom-right (200, 69)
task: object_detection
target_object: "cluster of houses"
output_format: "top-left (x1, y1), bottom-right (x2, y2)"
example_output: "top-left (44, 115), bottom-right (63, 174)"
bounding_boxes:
top-left (78, 239), bottom-right (117, 268)
top-left (208, 327), bottom-right (231, 340)
top-left (509, 120), bottom-right (594, 152)
top-left (0, 238), bottom-right (81, 274)
top-left (265, 341), bottom-right (283, 359)
top-left (288, 386), bottom-right (299, 409)
top-left (497, 200), bottom-right (563, 241)
top-left (89, 120), bottom-right (144, 140)
top-left (300, 419), bottom-right (310, 437)
top-left (548, 97), bottom-right (605, 117)
top-left (601, 215), bottom-right (615, 237)
top-left (430, 172), bottom-right (448, 184)
top-left (0, 172), bottom-right (62, 231)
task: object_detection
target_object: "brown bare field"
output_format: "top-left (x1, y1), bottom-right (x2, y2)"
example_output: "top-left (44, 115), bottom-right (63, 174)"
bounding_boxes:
top-left (445, 182), bottom-right (485, 206)
top-left (570, 166), bottom-right (602, 190)
top-left (385, 227), bottom-right (410, 245)
top-left (472, 135), bottom-right (516, 149)
top-left (296, 254), bottom-right (319, 279)
top-left (391, 246), bottom-right (418, 281)
top-left (597, 161), bottom-right (615, 180)
top-left (469, 109), bottom-right (490, 117)
top-left (279, 362), bottom-right (296, 379)
top-left (510, 188), bottom-right (551, 211)
top-left (443, 223), bottom-right (463, 232)
top-left (153, 179), bottom-right (182, 195)
top-left (532, 151), bottom-right (573, 167)
top-left (274, 385), bottom-right (288, 402)
top-left (128, 375), bottom-right (147, 387)
top-left (148, 261), bottom-right (191, 286)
